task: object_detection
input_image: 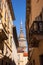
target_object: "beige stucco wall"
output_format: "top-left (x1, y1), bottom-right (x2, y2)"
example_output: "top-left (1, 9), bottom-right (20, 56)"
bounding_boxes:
top-left (26, 0), bottom-right (43, 65)
top-left (39, 40), bottom-right (43, 55)
top-left (30, 40), bottom-right (43, 65)
top-left (29, 0), bottom-right (43, 28)
top-left (31, 48), bottom-right (40, 65)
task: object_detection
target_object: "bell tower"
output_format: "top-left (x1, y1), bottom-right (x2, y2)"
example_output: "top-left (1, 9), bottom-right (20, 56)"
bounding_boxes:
top-left (18, 20), bottom-right (27, 52)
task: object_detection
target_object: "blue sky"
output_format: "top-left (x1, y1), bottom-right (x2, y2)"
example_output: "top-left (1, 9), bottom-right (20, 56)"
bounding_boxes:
top-left (12, 0), bottom-right (26, 37)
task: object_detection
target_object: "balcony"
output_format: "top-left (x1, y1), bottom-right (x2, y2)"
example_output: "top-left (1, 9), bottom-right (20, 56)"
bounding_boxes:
top-left (30, 37), bottom-right (39, 47)
top-left (0, 21), bottom-right (8, 41)
top-left (30, 21), bottom-right (43, 40)
top-left (29, 21), bottom-right (43, 47)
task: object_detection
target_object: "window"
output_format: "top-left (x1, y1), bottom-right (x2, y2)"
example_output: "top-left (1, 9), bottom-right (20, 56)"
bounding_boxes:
top-left (18, 55), bottom-right (20, 60)
top-left (4, 10), bottom-right (6, 22)
top-left (0, 0), bottom-right (1, 4)
top-left (33, 60), bottom-right (35, 65)
top-left (0, 0), bottom-right (1, 9)
top-left (6, 47), bottom-right (8, 55)
top-left (0, 0), bottom-right (2, 19)
top-left (8, 63), bottom-right (10, 65)
top-left (7, 12), bottom-right (10, 29)
top-left (34, 22), bottom-right (38, 31)
top-left (0, 19), bottom-right (1, 23)
top-left (18, 63), bottom-right (20, 65)
top-left (7, 63), bottom-right (10, 65)
top-left (4, 2), bottom-right (7, 21)
top-left (2, 60), bottom-right (3, 65)
top-left (39, 55), bottom-right (43, 65)
top-left (6, 62), bottom-right (7, 65)
top-left (0, 0), bottom-right (3, 12)
top-left (10, 36), bottom-right (12, 47)
top-left (2, 47), bottom-right (3, 54)
top-left (42, 8), bottom-right (43, 21)
top-left (0, 60), bottom-right (2, 65)
top-left (39, 22), bottom-right (43, 31)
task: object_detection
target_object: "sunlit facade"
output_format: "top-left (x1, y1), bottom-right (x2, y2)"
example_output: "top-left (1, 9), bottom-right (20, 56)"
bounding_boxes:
top-left (0, 0), bottom-right (18, 65)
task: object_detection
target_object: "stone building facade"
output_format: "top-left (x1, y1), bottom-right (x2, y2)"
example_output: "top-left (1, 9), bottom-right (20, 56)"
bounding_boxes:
top-left (26, 0), bottom-right (43, 65)
top-left (0, 0), bottom-right (18, 65)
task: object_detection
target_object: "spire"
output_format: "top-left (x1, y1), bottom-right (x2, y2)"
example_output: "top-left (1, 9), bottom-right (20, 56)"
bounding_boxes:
top-left (19, 19), bottom-right (27, 51)
top-left (20, 19), bottom-right (23, 33)
top-left (19, 19), bottom-right (24, 38)
top-left (21, 19), bottom-right (22, 25)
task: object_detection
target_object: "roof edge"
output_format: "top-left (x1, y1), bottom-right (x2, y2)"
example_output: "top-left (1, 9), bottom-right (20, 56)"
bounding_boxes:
top-left (7, 0), bottom-right (15, 20)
